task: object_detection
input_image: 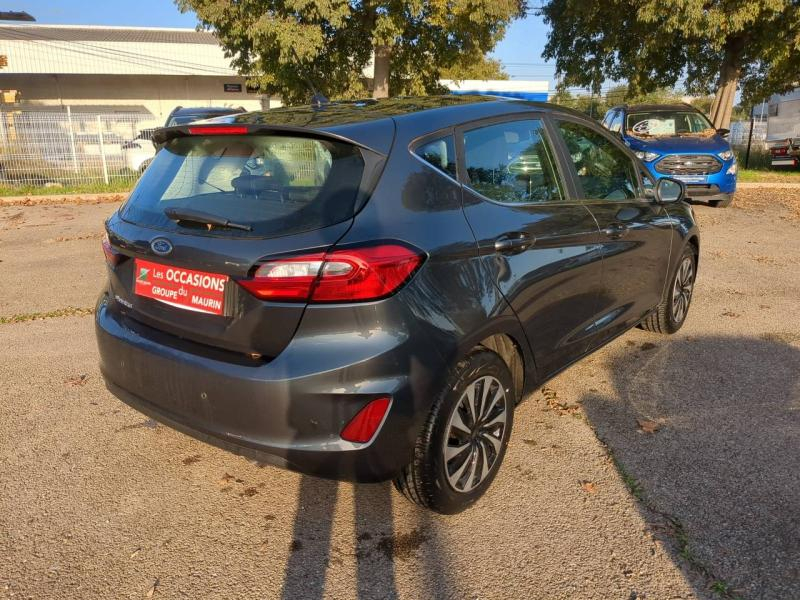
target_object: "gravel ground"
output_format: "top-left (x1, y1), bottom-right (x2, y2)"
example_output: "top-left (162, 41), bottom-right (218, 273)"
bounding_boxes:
top-left (1, 190), bottom-right (798, 600)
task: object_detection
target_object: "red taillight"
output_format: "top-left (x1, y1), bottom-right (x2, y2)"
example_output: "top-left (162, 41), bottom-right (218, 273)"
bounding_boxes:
top-left (772, 147), bottom-right (787, 156)
top-left (340, 397), bottom-right (391, 443)
top-left (238, 243), bottom-right (424, 303)
top-left (101, 233), bottom-right (122, 266)
top-left (187, 125), bottom-right (248, 135)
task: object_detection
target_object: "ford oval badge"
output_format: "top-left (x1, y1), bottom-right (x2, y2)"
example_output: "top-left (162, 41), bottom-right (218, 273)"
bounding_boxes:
top-left (150, 238), bottom-right (173, 256)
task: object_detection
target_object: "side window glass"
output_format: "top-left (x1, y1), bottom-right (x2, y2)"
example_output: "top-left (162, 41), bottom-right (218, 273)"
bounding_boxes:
top-left (463, 119), bottom-right (563, 204)
top-left (415, 135), bottom-right (457, 178)
top-left (609, 111), bottom-right (623, 133)
top-left (556, 120), bottom-right (641, 201)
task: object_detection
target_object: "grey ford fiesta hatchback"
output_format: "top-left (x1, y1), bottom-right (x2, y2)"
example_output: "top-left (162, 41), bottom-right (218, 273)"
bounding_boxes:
top-left (96, 96), bottom-right (699, 514)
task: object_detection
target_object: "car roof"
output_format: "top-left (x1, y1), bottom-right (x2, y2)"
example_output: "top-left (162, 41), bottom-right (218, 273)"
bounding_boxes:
top-left (620, 103), bottom-right (699, 113)
top-left (154, 96), bottom-right (600, 156)
top-left (218, 95), bottom-right (588, 129)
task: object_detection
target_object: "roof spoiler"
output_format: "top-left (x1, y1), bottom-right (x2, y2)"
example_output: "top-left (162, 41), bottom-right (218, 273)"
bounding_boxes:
top-left (151, 123), bottom-right (386, 155)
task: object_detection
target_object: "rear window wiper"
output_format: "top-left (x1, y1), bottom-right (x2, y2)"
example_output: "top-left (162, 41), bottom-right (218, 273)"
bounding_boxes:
top-left (164, 207), bottom-right (252, 231)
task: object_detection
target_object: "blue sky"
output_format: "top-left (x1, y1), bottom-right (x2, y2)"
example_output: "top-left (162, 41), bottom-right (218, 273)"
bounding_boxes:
top-left (12, 0), bottom-right (558, 84)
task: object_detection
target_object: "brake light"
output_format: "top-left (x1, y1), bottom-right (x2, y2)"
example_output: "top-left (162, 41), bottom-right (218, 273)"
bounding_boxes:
top-left (101, 233), bottom-right (122, 266)
top-left (187, 125), bottom-right (248, 135)
top-left (238, 243), bottom-right (424, 303)
top-left (340, 397), bottom-right (391, 443)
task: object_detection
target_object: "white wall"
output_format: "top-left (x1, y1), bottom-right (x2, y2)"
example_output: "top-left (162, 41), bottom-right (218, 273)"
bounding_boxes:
top-left (0, 35), bottom-right (232, 76)
top-left (0, 74), bottom-right (282, 121)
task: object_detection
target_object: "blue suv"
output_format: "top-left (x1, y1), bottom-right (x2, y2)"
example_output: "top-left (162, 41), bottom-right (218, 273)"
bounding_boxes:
top-left (602, 103), bottom-right (736, 207)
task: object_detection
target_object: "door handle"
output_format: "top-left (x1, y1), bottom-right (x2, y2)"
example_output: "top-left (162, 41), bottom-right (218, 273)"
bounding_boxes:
top-left (602, 222), bottom-right (629, 239)
top-left (494, 233), bottom-right (533, 254)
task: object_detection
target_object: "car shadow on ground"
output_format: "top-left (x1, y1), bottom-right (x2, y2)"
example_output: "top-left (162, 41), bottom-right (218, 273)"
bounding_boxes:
top-left (580, 334), bottom-right (800, 599)
top-left (280, 477), bottom-right (459, 600)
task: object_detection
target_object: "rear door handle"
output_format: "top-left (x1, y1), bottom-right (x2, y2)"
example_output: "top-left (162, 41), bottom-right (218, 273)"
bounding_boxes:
top-left (602, 222), bottom-right (629, 239)
top-left (494, 233), bottom-right (533, 254)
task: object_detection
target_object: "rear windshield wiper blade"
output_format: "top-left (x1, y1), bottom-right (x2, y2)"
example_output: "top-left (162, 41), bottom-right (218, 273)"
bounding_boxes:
top-left (164, 207), bottom-right (252, 231)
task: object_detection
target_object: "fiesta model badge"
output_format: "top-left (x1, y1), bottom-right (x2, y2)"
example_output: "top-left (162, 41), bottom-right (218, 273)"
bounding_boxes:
top-left (150, 238), bottom-right (173, 256)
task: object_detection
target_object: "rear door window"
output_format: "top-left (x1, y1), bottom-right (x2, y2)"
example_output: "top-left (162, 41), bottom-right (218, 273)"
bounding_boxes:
top-left (120, 135), bottom-right (366, 238)
top-left (462, 119), bottom-right (564, 204)
top-left (414, 135), bottom-right (457, 178)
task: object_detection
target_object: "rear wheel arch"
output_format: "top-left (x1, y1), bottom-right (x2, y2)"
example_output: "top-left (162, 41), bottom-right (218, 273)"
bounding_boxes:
top-left (476, 333), bottom-right (525, 403)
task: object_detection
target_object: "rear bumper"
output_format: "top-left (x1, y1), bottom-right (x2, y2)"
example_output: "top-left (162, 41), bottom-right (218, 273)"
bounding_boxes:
top-left (771, 156), bottom-right (799, 169)
top-left (95, 293), bottom-right (441, 482)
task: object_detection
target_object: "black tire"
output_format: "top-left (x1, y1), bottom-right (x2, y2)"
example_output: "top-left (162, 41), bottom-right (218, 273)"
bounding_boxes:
top-left (711, 194), bottom-right (734, 208)
top-left (640, 245), bottom-right (697, 334)
top-left (394, 348), bottom-right (515, 514)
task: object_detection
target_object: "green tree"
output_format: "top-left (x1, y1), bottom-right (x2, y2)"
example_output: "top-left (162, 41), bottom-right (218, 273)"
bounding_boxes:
top-left (540, 0), bottom-right (800, 128)
top-left (440, 52), bottom-right (509, 81)
top-left (177, 0), bottom-right (524, 105)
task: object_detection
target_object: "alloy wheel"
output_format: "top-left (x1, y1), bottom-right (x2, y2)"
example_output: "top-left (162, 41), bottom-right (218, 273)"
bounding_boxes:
top-left (671, 256), bottom-right (695, 324)
top-left (442, 375), bottom-right (508, 493)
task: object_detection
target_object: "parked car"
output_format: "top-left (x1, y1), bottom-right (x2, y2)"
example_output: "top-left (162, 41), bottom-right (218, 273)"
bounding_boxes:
top-left (163, 105), bottom-right (247, 127)
top-left (96, 97), bottom-right (699, 514)
top-left (122, 107), bottom-right (246, 173)
top-left (769, 138), bottom-right (800, 169)
top-left (121, 128), bottom-right (158, 172)
top-left (601, 103), bottom-right (736, 207)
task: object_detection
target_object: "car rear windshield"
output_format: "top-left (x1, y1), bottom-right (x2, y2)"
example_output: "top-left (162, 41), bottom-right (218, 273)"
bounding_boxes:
top-left (120, 134), bottom-right (366, 238)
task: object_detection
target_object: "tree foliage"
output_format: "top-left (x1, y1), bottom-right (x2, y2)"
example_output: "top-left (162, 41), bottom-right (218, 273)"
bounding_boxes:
top-left (541, 0), bottom-right (800, 127)
top-left (177, 0), bottom-right (524, 105)
top-left (439, 52), bottom-right (509, 81)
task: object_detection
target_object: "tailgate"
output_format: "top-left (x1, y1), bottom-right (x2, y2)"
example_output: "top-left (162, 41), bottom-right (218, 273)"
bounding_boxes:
top-left (104, 127), bottom-right (385, 358)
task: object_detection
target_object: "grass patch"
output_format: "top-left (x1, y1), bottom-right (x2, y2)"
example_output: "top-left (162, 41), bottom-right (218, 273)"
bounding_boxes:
top-left (0, 306), bottom-right (95, 324)
top-left (710, 580), bottom-right (741, 598)
top-left (738, 169), bottom-right (800, 183)
top-left (609, 453), bottom-right (644, 500)
top-left (0, 180), bottom-right (133, 197)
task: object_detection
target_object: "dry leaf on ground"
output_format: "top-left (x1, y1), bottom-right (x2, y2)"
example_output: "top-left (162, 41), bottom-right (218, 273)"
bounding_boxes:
top-left (637, 419), bottom-right (661, 434)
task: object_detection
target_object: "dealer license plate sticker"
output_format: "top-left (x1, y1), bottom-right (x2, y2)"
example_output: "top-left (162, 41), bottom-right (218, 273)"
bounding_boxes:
top-left (133, 258), bottom-right (228, 315)
top-left (673, 175), bottom-right (708, 184)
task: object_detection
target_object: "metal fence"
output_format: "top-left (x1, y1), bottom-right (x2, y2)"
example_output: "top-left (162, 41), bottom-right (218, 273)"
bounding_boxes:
top-left (729, 120), bottom-right (768, 149)
top-left (0, 109), bottom-right (160, 187)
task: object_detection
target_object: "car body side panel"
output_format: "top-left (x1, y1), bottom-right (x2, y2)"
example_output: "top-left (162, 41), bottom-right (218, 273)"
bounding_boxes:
top-left (583, 200), bottom-right (675, 344)
top-left (332, 126), bottom-right (536, 394)
top-left (460, 189), bottom-right (604, 380)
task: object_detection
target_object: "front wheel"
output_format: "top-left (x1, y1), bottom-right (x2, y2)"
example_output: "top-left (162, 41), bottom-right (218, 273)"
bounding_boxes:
top-left (710, 193), bottom-right (734, 208)
top-left (394, 349), bottom-right (515, 514)
top-left (640, 245), bottom-right (697, 334)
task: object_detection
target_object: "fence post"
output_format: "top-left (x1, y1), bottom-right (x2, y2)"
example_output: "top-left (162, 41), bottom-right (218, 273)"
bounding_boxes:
top-left (66, 106), bottom-right (79, 174)
top-left (97, 115), bottom-right (109, 184)
top-left (745, 106), bottom-right (755, 170)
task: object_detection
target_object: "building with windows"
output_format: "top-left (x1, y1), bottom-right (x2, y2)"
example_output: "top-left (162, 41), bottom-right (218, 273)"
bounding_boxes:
top-left (0, 23), bottom-right (278, 122)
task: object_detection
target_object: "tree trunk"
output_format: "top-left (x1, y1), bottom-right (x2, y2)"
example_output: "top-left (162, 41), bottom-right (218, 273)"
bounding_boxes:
top-left (372, 44), bottom-right (391, 99)
top-left (709, 39), bottom-right (743, 129)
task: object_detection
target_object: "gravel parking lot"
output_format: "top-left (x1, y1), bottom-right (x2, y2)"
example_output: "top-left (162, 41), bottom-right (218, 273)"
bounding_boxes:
top-left (1, 189), bottom-right (798, 600)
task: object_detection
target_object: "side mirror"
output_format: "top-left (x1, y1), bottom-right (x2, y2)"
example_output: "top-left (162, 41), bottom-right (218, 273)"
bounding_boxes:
top-left (716, 127), bottom-right (730, 137)
top-left (655, 177), bottom-right (685, 204)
